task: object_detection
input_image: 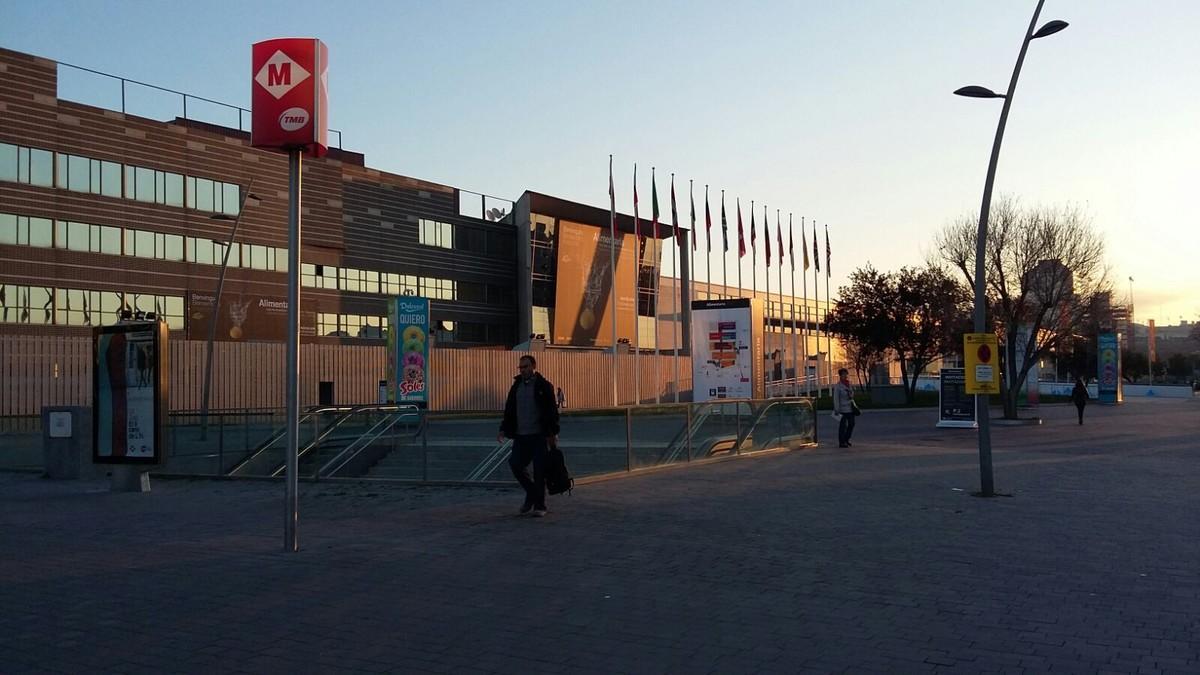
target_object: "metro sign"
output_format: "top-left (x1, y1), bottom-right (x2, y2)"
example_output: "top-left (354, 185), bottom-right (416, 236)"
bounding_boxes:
top-left (254, 50), bottom-right (311, 99)
top-left (251, 38), bottom-right (328, 156)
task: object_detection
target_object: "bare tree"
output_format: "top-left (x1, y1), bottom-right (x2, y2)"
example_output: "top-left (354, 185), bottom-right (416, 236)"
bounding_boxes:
top-left (935, 196), bottom-right (1111, 419)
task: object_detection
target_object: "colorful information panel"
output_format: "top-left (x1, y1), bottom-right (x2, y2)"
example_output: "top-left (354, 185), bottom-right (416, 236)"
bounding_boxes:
top-left (387, 297), bottom-right (430, 404)
top-left (93, 321), bottom-right (168, 464)
top-left (1097, 332), bottom-right (1122, 405)
top-left (936, 367), bottom-right (977, 428)
top-left (964, 333), bottom-right (999, 395)
top-left (691, 298), bottom-right (763, 401)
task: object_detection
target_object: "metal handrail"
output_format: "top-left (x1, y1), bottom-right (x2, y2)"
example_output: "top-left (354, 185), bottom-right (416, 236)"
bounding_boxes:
top-left (465, 439), bottom-right (513, 482)
top-left (320, 405), bottom-right (421, 477)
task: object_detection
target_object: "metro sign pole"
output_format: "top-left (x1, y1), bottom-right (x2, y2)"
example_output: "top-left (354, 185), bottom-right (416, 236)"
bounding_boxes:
top-left (252, 38), bottom-right (329, 552)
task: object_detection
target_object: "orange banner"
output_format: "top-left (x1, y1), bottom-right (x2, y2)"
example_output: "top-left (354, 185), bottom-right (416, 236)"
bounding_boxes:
top-left (552, 220), bottom-right (637, 347)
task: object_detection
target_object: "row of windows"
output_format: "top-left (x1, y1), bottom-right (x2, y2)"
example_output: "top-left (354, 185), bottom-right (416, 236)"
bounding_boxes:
top-left (0, 212), bottom-right (288, 272)
top-left (0, 284), bottom-right (185, 330)
top-left (316, 312), bottom-right (386, 339)
top-left (301, 264), bottom-right (458, 301)
top-left (419, 218), bottom-right (453, 249)
top-left (0, 142), bottom-right (240, 216)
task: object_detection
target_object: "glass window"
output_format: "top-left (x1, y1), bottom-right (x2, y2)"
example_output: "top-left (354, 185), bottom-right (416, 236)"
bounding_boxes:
top-left (154, 170), bottom-right (166, 204)
top-left (222, 183), bottom-right (240, 216)
top-left (89, 159), bottom-right (102, 194)
top-left (101, 161), bottom-right (122, 198)
top-left (165, 234), bottom-right (184, 261)
top-left (301, 263), bottom-right (316, 287)
top-left (67, 155), bottom-right (89, 192)
top-left (28, 217), bottom-right (52, 248)
top-left (225, 242), bottom-right (240, 268)
top-left (0, 213), bottom-right (15, 245)
top-left (195, 237), bottom-right (216, 265)
top-left (17, 147), bottom-right (29, 183)
top-left (195, 178), bottom-right (214, 212)
top-left (365, 270), bottom-right (379, 294)
top-left (28, 286), bottom-right (53, 324)
top-left (164, 172), bottom-right (183, 207)
top-left (98, 225), bottom-right (121, 255)
top-left (134, 167), bottom-right (154, 203)
top-left (124, 166), bottom-right (136, 199)
top-left (66, 221), bottom-right (89, 252)
top-left (29, 149), bottom-right (53, 187)
top-left (0, 143), bottom-right (16, 182)
top-left (185, 176), bottom-right (196, 209)
top-left (275, 248), bottom-right (288, 273)
top-left (250, 244), bottom-right (267, 270)
top-left (135, 230), bottom-right (154, 258)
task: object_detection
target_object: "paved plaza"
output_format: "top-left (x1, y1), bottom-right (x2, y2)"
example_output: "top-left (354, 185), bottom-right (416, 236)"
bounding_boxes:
top-left (2, 398), bottom-right (1198, 674)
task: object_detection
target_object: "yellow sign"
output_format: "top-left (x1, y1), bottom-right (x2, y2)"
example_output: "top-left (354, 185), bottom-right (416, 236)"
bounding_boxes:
top-left (964, 333), bottom-right (1000, 395)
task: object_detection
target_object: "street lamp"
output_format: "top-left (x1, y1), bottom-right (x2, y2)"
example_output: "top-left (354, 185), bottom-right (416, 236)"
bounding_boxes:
top-left (199, 182), bottom-right (261, 440)
top-left (955, 1), bottom-right (1067, 497)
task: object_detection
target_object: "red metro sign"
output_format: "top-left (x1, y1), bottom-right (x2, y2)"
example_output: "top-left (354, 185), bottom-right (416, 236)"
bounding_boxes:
top-left (251, 38), bottom-right (329, 156)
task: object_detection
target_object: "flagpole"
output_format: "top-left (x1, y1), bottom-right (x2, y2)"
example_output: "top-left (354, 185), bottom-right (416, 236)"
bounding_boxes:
top-left (813, 219), bottom-right (821, 401)
top-left (705, 185), bottom-right (712, 302)
top-left (672, 173), bottom-right (681, 405)
top-left (761, 203), bottom-right (769, 391)
top-left (651, 168), bottom-right (661, 406)
top-left (789, 214), bottom-right (798, 398)
top-left (608, 155), bottom-right (618, 407)
top-left (825, 223), bottom-right (833, 398)
top-left (777, 209), bottom-right (785, 397)
top-left (721, 190), bottom-right (727, 300)
top-left (632, 163), bottom-right (640, 405)
top-left (801, 217), bottom-right (809, 397)
top-left (750, 200), bottom-right (757, 303)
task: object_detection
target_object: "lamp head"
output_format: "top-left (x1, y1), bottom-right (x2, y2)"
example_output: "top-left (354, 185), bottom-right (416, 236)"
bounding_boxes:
top-left (954, 85), bottom-right (1004, 99)
top-left (1032, 20), bottom-right (1068, 39)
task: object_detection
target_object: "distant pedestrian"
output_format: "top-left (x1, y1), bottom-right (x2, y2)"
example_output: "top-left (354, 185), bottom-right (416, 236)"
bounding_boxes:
top-left (556, 386), bottom-right (566, 409)
top-left (834, 367), bottom-right (857, 448)
top-left (1071, 377), bottom-right (1089, 425)
top-left (497, 355), bottom-right (560, 517)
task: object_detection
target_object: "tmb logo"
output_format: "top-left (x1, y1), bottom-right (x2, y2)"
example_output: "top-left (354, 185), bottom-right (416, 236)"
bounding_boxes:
top-left (254, 50), bottom-right (312, 100)
top-left (278, 107), bottom-right (310, 131)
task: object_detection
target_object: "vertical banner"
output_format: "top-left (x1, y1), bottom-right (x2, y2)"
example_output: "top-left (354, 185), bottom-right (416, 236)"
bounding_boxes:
top-left (1097, 332), bottom-right (1122, 405)
top-left (93, 321), bottom-right (168, 464)
top-left (388, 297), bottom-right (430, 404)
top-left (936, 367), bottom-right (977, 428)
top-left (691, 297), bottom-right (764, 401)
top-left (964, 333), bottom-right (999, 395)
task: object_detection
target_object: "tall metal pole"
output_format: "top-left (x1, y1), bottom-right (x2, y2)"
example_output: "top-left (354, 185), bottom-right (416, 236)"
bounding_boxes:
top-left (632, 164), bottom-right (640, 405)
top-left (608, 155), bottom-right (618, 406)
top-left (777, 209), bottom-right (785, 396)
top-left (721, 190), bottom-right (727, 300)
top-left (705, 185), bottom-right (712, 302)
top-left (199, 178), bottom-right (255, 440)
top-left (750, 200), bottom-right (757, 302)
top-left (824, 224), bottom-right (833, 397)
top-left (789, 214), bottom-right (798, 397)
top-left (812, 221), bottom-right (821, 400)
top-left (801, 217), bottom-right (809, 397)
top-left (968, 0), bottom-right (1049, 498)
top-left (762, 204), bottom-right (770, 392)
top-left (672, 173), bottom-right (681, 404)
top-left (284, 150), bottom-right (301, 552)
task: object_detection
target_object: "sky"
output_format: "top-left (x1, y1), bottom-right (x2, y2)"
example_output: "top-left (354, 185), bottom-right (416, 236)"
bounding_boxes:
top-left (2, 0), bottom-right (1197, 326)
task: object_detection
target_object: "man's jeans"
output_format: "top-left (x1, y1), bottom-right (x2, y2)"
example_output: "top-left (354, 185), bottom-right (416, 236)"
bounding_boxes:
top-left (838, 413), bottom-right (856, 446)
top-left (509, 435), bottom-right (548, 509)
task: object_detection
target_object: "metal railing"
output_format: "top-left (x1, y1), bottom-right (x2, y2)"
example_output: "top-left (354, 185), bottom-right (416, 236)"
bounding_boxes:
top-left (55, 61), bottom-right (344, 149)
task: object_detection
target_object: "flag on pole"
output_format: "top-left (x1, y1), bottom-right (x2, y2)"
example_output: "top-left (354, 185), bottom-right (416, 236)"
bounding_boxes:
top-left (750, 202), bottom-right (757, 255)
top-left (689, 180), bottom-right (696, 252)
top-left (764, 208), bottom-right (771, 268)
top-left (608, 158), bottom-right (615, 229)
top-left (704, 186), bottom-right (712, 253)
top-left (720, 192), bottom-right (728, 252)
top-left (736, 198), bottom-right (746, 258)
top-left (802, 219), bottom-right (810, 271)
top-left (651, 168), bottom-right (660, 243)
top-left (670, 174), bottom-right (678, 241)
top-left (824, 223), bottom-right (831, 277)
top-left (812, 221), bottom-right (820, 274)
top-left (633, 165), bottom-right (640, 241)
top-left (777, 211), bottom-right (784, 268)
top-left (789, 214), bottom-right (795, 271)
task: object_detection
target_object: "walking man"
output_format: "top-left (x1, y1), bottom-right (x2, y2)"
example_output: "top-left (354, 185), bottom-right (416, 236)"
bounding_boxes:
top-left (834, 367), bottom-right (856, 448)
top-left (1070, 377), bottom-right (1089, 425)
top-left (498, 355), bottom-right (560, 517)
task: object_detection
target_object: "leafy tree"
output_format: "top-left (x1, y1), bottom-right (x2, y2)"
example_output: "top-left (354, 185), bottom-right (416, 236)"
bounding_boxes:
top-left (1166, 353), bottom-right (1192, 379)
top-left (826, 264), bottom-right (970, 402)
top-left (935, 197), bottom-right (1111, 418)
top-left (1121, 349), bottom-right (1148, 383)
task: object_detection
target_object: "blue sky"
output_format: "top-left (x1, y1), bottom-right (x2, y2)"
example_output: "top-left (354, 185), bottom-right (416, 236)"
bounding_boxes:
top-left (2, 0), bottom-right (1197, 325)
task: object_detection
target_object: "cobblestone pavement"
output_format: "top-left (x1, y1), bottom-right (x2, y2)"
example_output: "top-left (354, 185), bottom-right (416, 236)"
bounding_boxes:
top-left (2, 398), bottom-right (1197, 674)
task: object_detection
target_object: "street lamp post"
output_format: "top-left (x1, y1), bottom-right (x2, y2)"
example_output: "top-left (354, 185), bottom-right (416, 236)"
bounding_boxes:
top-left (199, 182), bottom-right (260, 440)
top-left (955, 0), bottom-right (1067, 497)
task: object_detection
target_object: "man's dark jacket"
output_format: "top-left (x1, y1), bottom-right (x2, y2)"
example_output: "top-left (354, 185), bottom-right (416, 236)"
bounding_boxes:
top-left (500, 372), bottom-right (560, 438)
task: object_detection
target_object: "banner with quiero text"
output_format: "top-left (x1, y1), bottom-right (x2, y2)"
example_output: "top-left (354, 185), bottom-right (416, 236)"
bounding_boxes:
top-left (387, 297), bottom-right (430, 404)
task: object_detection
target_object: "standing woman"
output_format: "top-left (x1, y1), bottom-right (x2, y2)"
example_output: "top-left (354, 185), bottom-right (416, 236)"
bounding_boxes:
top-left (834, 368), bottom-right (857, 447)
top-left (1070, 377), bottom-right (1089, 425)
